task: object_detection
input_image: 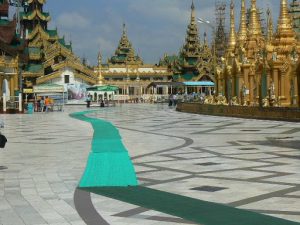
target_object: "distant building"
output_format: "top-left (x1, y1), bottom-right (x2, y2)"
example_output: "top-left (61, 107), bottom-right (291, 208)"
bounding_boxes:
top-left (94, 24), bottom-right (173, 100)
top-left (20, 0), bottom-right (97, 90)
top-left (159, 1), bottom-right (215, 90)
top-left (0, 0), bottom-right (26, 98)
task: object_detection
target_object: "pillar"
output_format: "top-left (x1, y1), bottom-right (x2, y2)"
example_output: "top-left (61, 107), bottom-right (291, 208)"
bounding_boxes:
top-left (3, 95), bottom-right (6, 112)
top-left (0, 76), bottom-right (3, 95)
top-left (14, 74), bottom-right (19, 93)
top-left (18, 92), bottom-right (22, 112)
top-left (273, 68), bottom-right (279, 97)
top-left (249, 75), bottom-right (254, 104)
top-left (10, 77), bottom-right (14, 97)
top-left (280, 71), bottom-right (285, 98)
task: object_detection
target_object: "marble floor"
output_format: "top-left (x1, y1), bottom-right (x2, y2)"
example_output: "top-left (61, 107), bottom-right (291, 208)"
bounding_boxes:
top-left (0, 104), bottom-right (300, 225)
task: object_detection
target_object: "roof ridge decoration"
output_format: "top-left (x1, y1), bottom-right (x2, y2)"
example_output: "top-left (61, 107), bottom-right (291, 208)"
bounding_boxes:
top-left (109, 23), bottom-right (143, 65)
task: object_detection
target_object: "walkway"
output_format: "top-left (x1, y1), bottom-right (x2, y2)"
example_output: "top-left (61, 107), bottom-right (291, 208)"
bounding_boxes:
top-left (0, 104), bottom-right (300, 224)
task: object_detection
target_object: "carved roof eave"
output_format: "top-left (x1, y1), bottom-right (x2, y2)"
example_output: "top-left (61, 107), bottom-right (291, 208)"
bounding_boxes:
top-left (102, 72), bottom-right (172, 76)
top-left (198, 74), bottom-right (215, 83)
top-left (43, 42), bottom-right (74, 62)
top-left (28, 0), bottom-right (46, 4)
top-left (36, 70), bottom-right (96, 84)
top-left (21, 9), bottom-right (51, 22)
top-left (27, 25), bottom-right (58, 41)
top-left (23, 71), bottom-right (43, 78)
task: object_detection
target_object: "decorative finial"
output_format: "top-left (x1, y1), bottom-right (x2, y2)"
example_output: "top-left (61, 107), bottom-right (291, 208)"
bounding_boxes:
top-left (191, 0), bottom-right (195, 10)
top-left (228, 0), bottom-right (236, 53)
top-left (123, 23), bottom-right (126, 35)
top-left (238, 0), bottom-right (247, 43)
top-left (266, 7), bottom-right (273, 43)
top-left (248, 0), bottom-right (262, 36)
top-left (191, 0), bottom-right (196, 21)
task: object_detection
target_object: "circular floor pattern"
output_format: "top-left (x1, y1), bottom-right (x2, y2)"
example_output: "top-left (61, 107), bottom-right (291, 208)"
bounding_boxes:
top-left (0, 166), bottom-right (8, 170)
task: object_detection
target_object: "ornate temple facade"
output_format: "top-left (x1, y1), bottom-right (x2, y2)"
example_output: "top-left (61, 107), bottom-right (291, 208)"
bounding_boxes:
top-left (160, 1), bottom-right (214, 83)
top-left (217, 0), bottom-right (300, 107)
top-left (0, 0), bottom-right (25, 98)
top-left (95, 24), bottom-right (173, 99)
top-left (290, 0), bottom-right (300, 39)
top-left (20, 0), bottom-right (97, 89)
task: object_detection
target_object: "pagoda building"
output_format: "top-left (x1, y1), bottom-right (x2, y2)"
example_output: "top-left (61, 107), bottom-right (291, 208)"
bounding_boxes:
top-left (289, 0), bottom-right (300, 39)
top-left (94, 24), bottom-right (172, 102)
top-left (108, 24), bottom-right (143, 66)
top-left (0, 0), bottom-right (26, 100)
top-left (217, 0), bottom-right (300, 107)
top-left (20, 0), bottom-right (97, 89)
top-left (173, 1), bottom-right (214, 83)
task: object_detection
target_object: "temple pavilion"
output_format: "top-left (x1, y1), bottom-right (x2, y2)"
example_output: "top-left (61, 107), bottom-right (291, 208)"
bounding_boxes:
top-left (94, 24), bottom-right (173, 102)
top-left (159, 1), bottom-right (215, 95)
top-left (0, 0), bottom-right (26, 99)
top-left (20, 0), bottom-right (97, 90)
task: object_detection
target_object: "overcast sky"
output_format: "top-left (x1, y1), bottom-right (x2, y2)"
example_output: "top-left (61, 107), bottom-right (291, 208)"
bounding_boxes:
top-left (43, 0), bottom-right (282, 65)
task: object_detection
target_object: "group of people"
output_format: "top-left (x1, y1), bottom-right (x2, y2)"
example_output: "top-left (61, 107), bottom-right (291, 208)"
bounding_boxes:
top-left (36, 96), bottom-right (53, 112)
top-left (86, 95), bottom-right (106, 108)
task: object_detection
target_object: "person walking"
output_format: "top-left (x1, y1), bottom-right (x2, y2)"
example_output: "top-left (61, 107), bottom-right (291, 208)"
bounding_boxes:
top-left (40, 97), bottom-right (45, 112)
top-left (86, 95), bottom-right (91, 108)
top-left (44, 96), bottom-right (50, 112)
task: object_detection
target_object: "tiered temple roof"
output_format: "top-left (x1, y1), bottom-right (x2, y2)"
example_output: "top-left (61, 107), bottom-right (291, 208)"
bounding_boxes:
top-left (272, 0), bottom-right (297, 59)
top-left (172, 1), bottom-right (214, 81)
top-left (109, 24), bottom-right (143, 65)
top-left (20, 0), bottom-right (96, 86)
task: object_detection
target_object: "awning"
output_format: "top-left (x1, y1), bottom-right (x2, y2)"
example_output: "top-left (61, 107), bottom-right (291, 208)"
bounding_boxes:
top-left (147, 82), bottom-right (184, 88)
top-left (183, 81), bottom-right (215, 87)
top-left (87, 85), bottom-right (119, 92)
top-left (33, 84), bottom-right (65, 93)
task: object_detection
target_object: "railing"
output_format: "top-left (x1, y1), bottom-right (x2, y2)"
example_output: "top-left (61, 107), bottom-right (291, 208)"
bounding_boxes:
top-left (1, 94), bottom-right (23, 113)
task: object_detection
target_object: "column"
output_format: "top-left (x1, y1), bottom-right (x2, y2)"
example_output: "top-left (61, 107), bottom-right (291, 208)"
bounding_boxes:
top-left (14, 73), bottom-right (19, 93)
top-left (295, 75), bottom-right (299, 106)
top-left (0, 77), bottom-right (3, 95)
top-left (273, 69), bottom-right (279, 97)
top-left (10, 77), bottom-right (14, 97)
top-left (280, 72), bottom-right (284, 97)
top-left (249, 75), bottom-right (254, 104)
top-left (19, 92), bottom-right (22, 112)
top-left (3, 95), bottom-right (6, 112)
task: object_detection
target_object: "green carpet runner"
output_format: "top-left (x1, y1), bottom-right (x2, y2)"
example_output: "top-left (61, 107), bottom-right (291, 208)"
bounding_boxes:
top-left (71, 110), bottom-right (300, 225)
top-left (70, 110), bottom-right (138, 187)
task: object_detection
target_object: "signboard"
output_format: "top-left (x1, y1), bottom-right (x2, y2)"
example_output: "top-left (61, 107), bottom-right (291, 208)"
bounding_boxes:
top-left (33, 84), bottom-right (64, 93)
top-left (23, 89), bottom-right (33, 94)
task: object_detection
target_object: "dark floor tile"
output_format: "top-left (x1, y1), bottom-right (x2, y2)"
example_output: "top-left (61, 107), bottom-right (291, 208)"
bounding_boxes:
top-left (190, 185), bottom-right (227, 192)
top-left (238, 148), bottom-right (258, 150)
top-left (0, 166), bottom-right (8, 170)
top-left (241, 130), bottom-right (261, 132)
top-left (196, 162), bottom-right (220, 166)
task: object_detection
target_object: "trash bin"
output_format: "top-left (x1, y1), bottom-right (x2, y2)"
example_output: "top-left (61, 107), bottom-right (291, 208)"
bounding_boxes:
top-left (27, 103), bottom-right (34, 114)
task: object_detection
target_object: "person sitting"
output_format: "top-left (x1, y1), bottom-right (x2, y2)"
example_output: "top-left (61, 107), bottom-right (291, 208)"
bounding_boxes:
top-left (100, 100), bottom-right (105, 107)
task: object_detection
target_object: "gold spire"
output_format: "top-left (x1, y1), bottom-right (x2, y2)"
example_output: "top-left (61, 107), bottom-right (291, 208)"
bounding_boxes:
top-left (228, 0), bottom-right (236, 53)
top-left (238, 0), bottom-right (247, 43)
top-left (248, 0), bottom-right (262, 36)
top-left (273, 0), bottom-right (297, 59)
top-left (97, 51), bottom-right (103, 85)
top-left (266, 8), bottom-right (274, 43)
top-left (191, 0), bottom-right (195, 21)
top-left (277, 0), bottom-right (294, 35)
